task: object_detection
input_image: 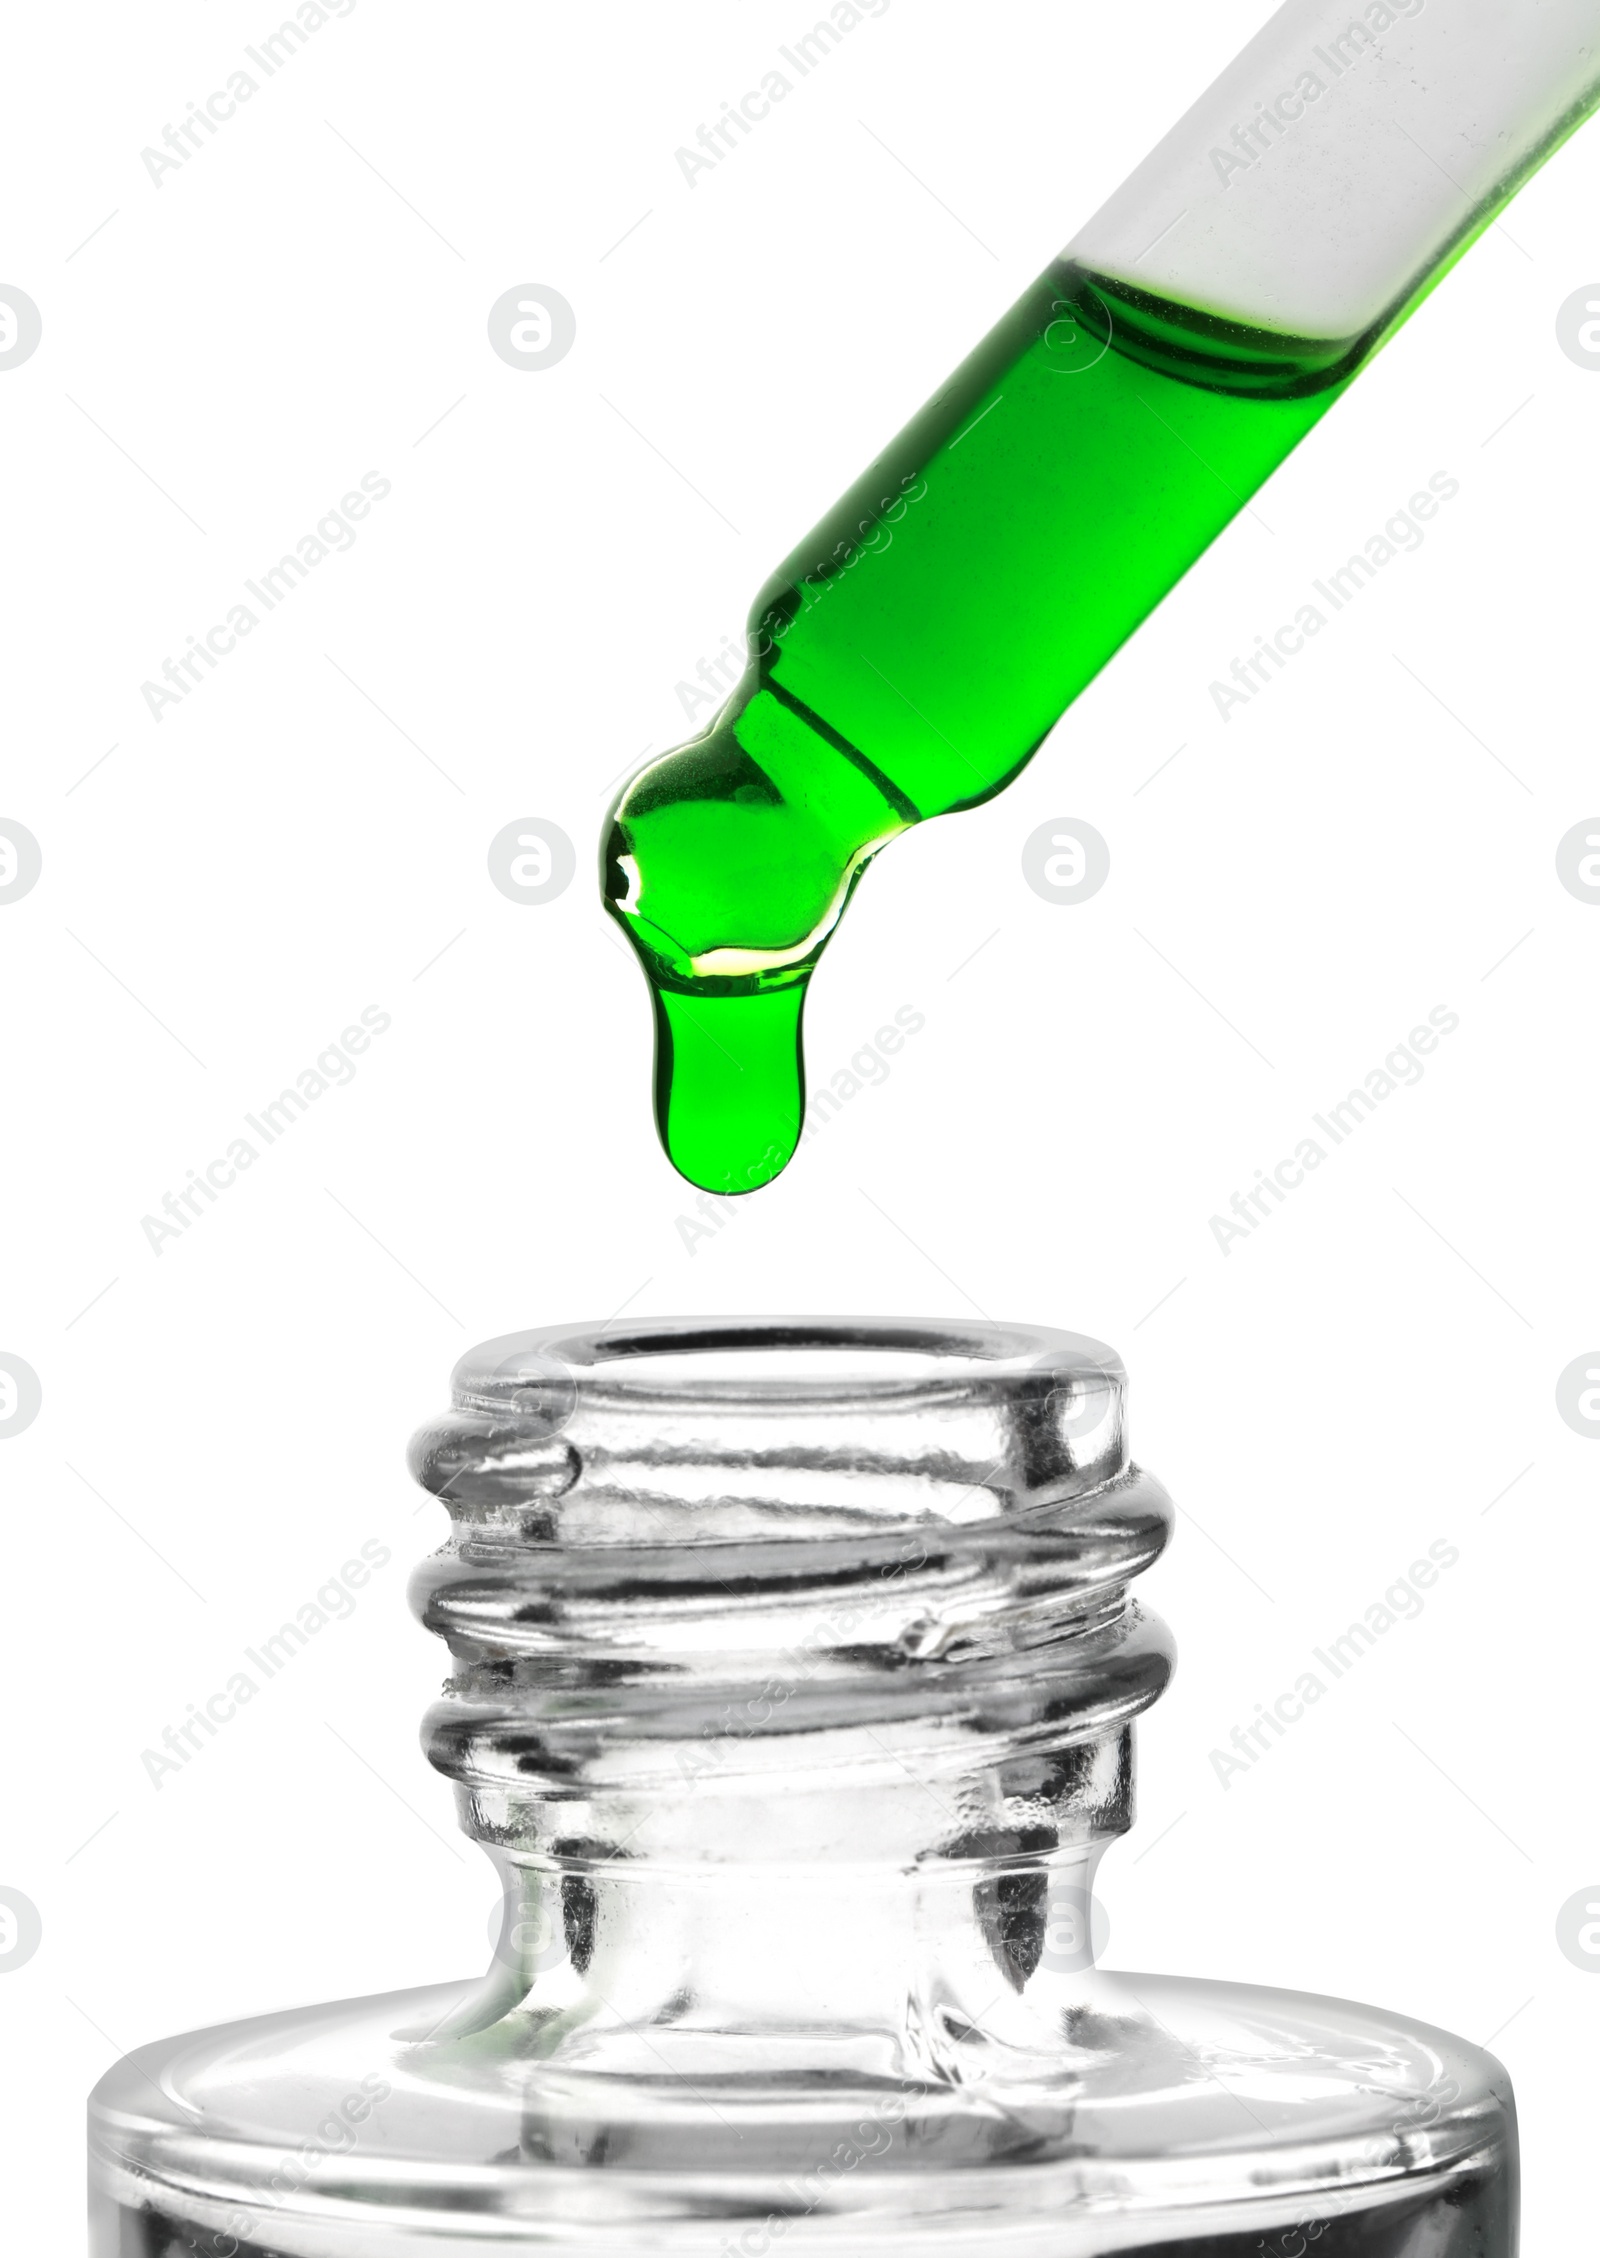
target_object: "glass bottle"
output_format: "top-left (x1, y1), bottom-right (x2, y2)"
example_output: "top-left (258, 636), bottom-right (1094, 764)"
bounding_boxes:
top-left (601, 0), bottom-right (1600, 1192)
top-left (90, 1317), bottom-right (1516, 2255)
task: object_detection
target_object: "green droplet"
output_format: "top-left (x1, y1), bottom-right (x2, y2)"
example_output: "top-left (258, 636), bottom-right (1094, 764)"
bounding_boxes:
top-left (651, 984), bottom-right (807, 1195)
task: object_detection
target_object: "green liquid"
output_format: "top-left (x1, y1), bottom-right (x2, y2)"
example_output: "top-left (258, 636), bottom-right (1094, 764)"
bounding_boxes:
top-left (604, 264), bottom-right (1369, 1193)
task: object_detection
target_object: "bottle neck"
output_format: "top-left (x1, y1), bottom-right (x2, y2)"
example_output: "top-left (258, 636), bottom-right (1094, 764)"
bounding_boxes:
top-left (451, 1743), bottom-right (1126, 2085)
top-left (443, 1711), bottom-right (1138, 2045)
top-left (406, 1319), bottom-right (1173, 2059)
top-left (491, 1830), bottom-right (1113, 2040)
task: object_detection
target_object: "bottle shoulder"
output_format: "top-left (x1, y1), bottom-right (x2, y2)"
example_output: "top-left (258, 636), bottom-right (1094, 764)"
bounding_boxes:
top-left (91, 1969), bottom-right (1513, 2258)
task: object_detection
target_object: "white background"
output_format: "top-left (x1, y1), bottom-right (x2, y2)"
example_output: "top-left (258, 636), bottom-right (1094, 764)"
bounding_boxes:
top-left (2, 0), bottom-right (1597, 2243)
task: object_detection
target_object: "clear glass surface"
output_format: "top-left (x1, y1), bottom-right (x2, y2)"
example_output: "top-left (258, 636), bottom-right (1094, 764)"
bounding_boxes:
top-left (1071, 0), bottom-right (1600, 340)
top-left (90, 1320), bottom-right (1516, 2256)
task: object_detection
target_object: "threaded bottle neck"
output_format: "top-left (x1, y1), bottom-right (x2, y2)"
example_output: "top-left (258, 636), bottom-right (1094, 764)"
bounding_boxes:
top-left (407, 1319), bottom-right (1173, 1869)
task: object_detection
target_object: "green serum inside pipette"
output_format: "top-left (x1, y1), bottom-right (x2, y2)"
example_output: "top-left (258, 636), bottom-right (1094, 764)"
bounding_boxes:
top-left (603, 264), bottom-right (1367, 1193)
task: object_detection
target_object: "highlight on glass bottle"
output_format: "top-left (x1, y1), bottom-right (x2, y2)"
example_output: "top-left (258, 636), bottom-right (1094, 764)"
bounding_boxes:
top-left (602, 0), bottom-right (1600, 1195)
top-left (90, 1316), bottom-right (1516, 2256)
